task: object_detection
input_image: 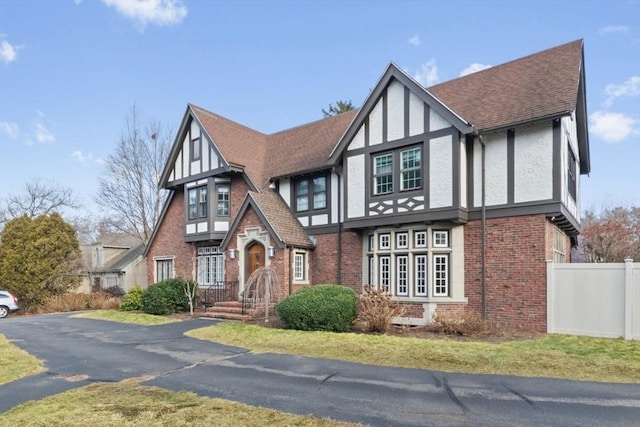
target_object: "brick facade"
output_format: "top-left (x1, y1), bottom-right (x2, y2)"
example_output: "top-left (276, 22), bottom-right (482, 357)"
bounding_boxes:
top-left (310, 231), bottom-right (362, 293)
top-left (464, 214), bottom-right (553, 331)
top-left (145, 190), bottom-right (195, 284)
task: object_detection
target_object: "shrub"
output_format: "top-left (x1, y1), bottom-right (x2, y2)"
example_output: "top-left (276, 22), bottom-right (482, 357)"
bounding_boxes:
top-left (102, 285), bottom-right (125, 298)
top-left (426, 312), bottom-right (489, 336)
top-left (358, 286), bottom-right (407, 333)
top-left (141, 279), bottom-right (191, 315)
top-left (120, 286), bottom-right (145, 311)
top-left (89, 292), bottom-right (122, 310)
top-left (40, 293), bottom-right (89, 313)
top-left (276, 284), bottom-right (357, 332)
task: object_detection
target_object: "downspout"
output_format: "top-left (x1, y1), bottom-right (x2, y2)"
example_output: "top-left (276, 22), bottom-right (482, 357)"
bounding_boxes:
top-left (336, 166), bottom-right (343, 285)
top-left (478, 133), bottom-right (487, 320)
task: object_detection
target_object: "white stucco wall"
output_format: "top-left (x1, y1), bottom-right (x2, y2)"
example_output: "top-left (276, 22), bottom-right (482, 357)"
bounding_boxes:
top-left (474, 132), bottom-right (508, 207)
top-left (459, 139), bottom-right (467, 208)
top-left (409, 92), bottom-right (424, 136)
top-left (331, 171), bottom-right (339, 223)
top-left (369, 99), bottom-right (383, 146)
top-left (514, 123), bottom-right (553, 203)
top-left (387, 80), bottom-right (405, 141)
top-left (278, 179), bottom-right (291, 206)
top-left (429, 109), bottom-right (449, 131)
top-left (348, 125), bottom-right (365, 151)
top-left (430, 136), bottom-right (452, 208)
top-left (347, 154), bottom-right (365, 218)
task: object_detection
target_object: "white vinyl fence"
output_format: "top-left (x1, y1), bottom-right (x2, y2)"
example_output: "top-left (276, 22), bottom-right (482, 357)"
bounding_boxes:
top-left (547, 259), bottom-right (640, 340)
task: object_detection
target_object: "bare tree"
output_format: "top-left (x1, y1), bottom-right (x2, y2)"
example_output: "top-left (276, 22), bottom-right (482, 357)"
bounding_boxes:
top-left (96, 105), bottom-right (171, 244)
top-left (579, 206), bottom-right (640, 262)
top-left (0, 180), bottom-right (79, 226)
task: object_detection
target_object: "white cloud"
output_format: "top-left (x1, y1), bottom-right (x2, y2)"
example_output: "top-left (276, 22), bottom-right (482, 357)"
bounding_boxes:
top-left (460, 63), bottom-right (492, 77)
top-left (604, 75), bottom-right (640, 106)
top-left (0, 121), bottom-right (19, 139)
top-left (414, 59), bottom-right (439, 86)
top-left (589, 111), bottom-right (638, 143)
top-left (408, 35), bottom-right (421, 47)
top-left (599, 25), bottom-right (629, 35)
top-left (102, 0), bottom-right (188, 29)
top-left (0, 38), bottom-right (17, 64)
top-left (34, 122), bottom-right (55, 143)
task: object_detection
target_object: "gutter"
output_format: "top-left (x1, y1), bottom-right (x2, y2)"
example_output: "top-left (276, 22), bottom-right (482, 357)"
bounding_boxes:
top-left (475, 129), bottom-right (488, 320)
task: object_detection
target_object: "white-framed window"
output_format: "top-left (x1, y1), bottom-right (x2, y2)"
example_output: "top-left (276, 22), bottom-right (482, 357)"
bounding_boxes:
top-left (379, 256), bottom-right (391, 292)
top-left (293, 251), bottom-right (307, 282)
top-left (400, 147), bottom-right (421, 191)
top-left (373, 153), bottom-right (393, 195)
top-left (433, 230), bottom-right (449, 248)
top-left (396, 255), bottom-right (408, 296)
top-left (366, 227), bottom-right (453, 299)
top-left (155, 258), bottom-right (174, 282)
top-left (414, 254), bottom-right (427, 296)
top-left (396, 232), bottom-right (408, 249)
top-left (379, 233), bottom-right (391, 250)
top-left (217, 185), bottom-right (230, 216)
top-left (433, 254), bottom-right (449, 296)
top-left (197, 247), bottom-right (224, 287)
top-left (553, 227), bottom-right (566, 263)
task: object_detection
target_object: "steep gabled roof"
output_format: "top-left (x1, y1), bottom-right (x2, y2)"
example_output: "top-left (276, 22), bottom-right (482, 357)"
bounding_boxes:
top-left (267, 110), bottom-right (357, 178)
top-left (190, 104), bottom-right (268, 188)
top-left (428, 39), bottom-right (584, 132)
top-left (221, 190), bottom-right (314, 250)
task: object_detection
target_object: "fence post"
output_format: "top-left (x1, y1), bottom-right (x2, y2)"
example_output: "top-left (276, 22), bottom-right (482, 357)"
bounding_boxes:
top-left (624, 258), bottom-right (634, 340)
top-left (546, 260), bottom-right (554, 334)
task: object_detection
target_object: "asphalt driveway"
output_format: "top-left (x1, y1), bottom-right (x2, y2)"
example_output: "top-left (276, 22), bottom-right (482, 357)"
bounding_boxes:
top-left (1, 313), bottom-right (639, 426)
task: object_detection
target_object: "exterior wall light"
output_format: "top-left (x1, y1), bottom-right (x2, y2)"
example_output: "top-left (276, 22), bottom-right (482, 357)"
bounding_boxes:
top-left (268, 246), bottom-right (275, 257)
top-left (228, 248), bottom-right (236, 259)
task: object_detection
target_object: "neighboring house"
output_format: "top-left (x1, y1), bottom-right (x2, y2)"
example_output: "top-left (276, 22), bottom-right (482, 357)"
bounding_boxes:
top-left (145, 40), bottom-right (589, 331)
top-left (80, 234), bottom-right (147, 293)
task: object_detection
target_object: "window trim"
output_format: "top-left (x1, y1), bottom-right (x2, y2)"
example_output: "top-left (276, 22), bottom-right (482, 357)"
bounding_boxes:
top-left (197, 246), bottom-right (224, 287)
top-left (400, 146), bottom-right (422, 191)
top-left (292, 249), bottom-right (310, 284)
top-left (216, 184), bottom-right (230, 217)
top-left (188, 186), bottom-right (208, 220)
top-left (293, 173), bottom-right (329, 214)
top-left (154, 257), bottom-right (175, 283)
top-left (373, 152), bottom-right (394, 195)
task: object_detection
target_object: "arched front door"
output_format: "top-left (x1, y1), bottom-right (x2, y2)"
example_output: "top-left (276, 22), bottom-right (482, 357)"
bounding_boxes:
top-left (245, 242), bottom-right (265, 295)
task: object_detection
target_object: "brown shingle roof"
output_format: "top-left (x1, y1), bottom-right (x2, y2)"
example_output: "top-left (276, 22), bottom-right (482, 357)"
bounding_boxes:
top-left (248, 190), bottom-right (313, 248)
top-left (428, 39), bottom-right (584, 131)
top-left (266, 110), bottom-right (357, 178)
top-left (190, 104), bottom-right (268, 188)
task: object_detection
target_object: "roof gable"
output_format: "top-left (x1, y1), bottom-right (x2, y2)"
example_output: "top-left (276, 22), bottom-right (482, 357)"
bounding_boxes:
top-left (222, 190), bottom-right (313, 250)
top-left (328, 63), bottom-right (472, 164)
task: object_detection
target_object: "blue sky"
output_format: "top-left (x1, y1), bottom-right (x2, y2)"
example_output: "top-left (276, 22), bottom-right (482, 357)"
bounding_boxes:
top-left (0, 0), bottom-right (638, 218)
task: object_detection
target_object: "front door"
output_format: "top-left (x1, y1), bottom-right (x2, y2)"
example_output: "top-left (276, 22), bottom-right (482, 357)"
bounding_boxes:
top-left (245, 242), bottom-right (265, 297)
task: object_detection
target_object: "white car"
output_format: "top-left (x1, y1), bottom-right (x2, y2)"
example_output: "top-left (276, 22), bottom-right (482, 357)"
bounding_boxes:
top-left (0, 290), bottom-right (19, 318)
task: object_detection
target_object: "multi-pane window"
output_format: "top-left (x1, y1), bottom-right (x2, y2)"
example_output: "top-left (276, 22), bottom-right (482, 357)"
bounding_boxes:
top-left (293, 252), bottom-right (306, 281)
top-left (373, 153), bottom-right (393, 195)
top-left (188, 186), bottom-right (207, 220)
top-left (217, 185), bottom-right (230, 216)
top-left (553, 227), bottom-right (566, 263)
top-left (433, 255), bottom-right (449, 296)
top-left (156, 259), bottom-right (174, 282)
top-left (367, 228), bottom-right (452, 299)
top-left (295, 175), bottom-right (327, 212)
top-left (401, 147), bottom-right (421, 191)
top-left (197, 247), bottom-right (224, 287)
top-left (379, 256), bottom-right (391, 292)
top-left (568, 146), bottom-right (577, 200)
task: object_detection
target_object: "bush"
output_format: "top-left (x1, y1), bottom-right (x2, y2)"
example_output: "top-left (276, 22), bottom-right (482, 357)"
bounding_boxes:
top-left (40, 293), bottom-right (89, 313)
top-left (120, 286), bottom-right (145, 311)
top-left (276, 284), bottom-right (357, 332)
top-left (102, 285), bottom-right (125, 298)
top-left (89, 292), bottom-right (122, 310)
top-left (141, 279), bottom-right (191, 315)
top-left (358, 286), bottom-right (406, 333)
top-left (426, 312), bottom-right (489, 336)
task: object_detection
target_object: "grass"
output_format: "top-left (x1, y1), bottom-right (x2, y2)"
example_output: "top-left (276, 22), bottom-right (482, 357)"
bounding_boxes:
top-left (72, 310), bottom-right (181, 325)
top-left (0, 382), bottom-right (360, 427)
top-left (186, 323), bottom-right (640, 383)
top-left (0, 334), bottom-right (44, 385)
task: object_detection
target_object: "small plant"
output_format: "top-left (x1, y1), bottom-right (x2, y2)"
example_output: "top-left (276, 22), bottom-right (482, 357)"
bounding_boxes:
top-left (358, 285), bottom-right (406, 333)
top-left (40, 293), bottom-right (89, 313)
top-left (120, 286), bottom-right (145, 311)
top-left (180, 278), bottom-right (199, 316)
top-left (89, 292), bottom-right (121, 310)
top-left (142, 279), bottom-right (191, 315)
top-left (427, 312), bottom-right (489, 336)
top-left (276, 284), bottom-right (357, 332)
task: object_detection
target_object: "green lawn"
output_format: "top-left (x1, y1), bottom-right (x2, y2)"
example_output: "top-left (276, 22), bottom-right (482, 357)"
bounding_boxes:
top-left (73, 310), bottom-right (181, 325)
top-left (0, 334), bottom-right (43, 385)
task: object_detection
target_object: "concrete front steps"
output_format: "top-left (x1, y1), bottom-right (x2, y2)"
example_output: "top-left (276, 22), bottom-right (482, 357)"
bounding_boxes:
top-left (200, 301), bottom-right (276, 321)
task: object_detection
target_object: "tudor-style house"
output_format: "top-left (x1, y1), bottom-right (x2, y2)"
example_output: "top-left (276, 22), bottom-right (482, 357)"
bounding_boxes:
top-left (145, 40), bottom-right (590, 331)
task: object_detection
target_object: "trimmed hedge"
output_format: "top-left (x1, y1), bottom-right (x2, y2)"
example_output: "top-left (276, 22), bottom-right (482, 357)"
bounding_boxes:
top-left (276, 284), bottom-right (357, 332)
top-left (141, 279), bottom-right (191, 315)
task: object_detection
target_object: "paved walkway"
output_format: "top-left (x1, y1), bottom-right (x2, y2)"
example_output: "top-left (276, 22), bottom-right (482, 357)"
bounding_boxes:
top-left (1, 313), bottom-right (639, 426)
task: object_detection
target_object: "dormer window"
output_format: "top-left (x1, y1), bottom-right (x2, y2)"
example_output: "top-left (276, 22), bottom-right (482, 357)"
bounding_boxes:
top-left (188, 186), bottom-right (207, 220)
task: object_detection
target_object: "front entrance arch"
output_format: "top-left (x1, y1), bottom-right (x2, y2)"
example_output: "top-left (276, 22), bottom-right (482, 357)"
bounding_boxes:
top-left (245, 241), bottom-right (265, 299)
